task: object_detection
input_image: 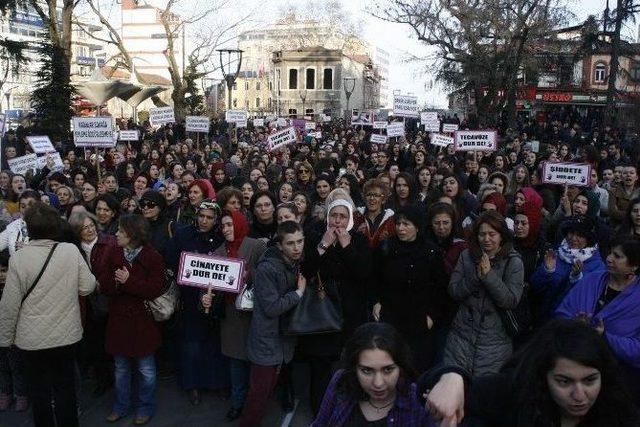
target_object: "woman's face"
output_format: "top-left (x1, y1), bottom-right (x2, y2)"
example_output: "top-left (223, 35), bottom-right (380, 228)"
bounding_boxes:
top-left (396, 218), bottom-right (418, 242)
top-left (95, 200), bottom-right (115, 225)
top-left (126, 163), bottom-right (135, 178)
top-left (316, 180), bottom-right (331, 200)
top-left (293, 194), bottom-right (308, 215)
top-left (256, 177), bottom-right (269, 192)
top-left (509, 152), bottom-right (518, 163)
top-left (560, 145), bottom-right (569, 157)
top-left (415, 151), bottom-right (425, 165)
top-left (630, 203), bottom-right (640, 226)
top-left (214, 169), bottom-right (226, 183)
top-left (566, 230), bottom-right (588, 250)
top-left (514, 214), bottom-right (530, 239)
top-left (221, 215), bottom-right (234, 242)
top-left (297, 166), bottom-right (312, 183)
top-left (80, 217), bottom-right (98, 243)
top-left (253, 195), bottom-right (274, 223)
top-left (74, 174), bottom-right (85, 189)
top-left (0, 172), bottom-right (9, 188)
top-left (389, 165), bottom-right (400, 179)
top-left (11, 176), bottom-right (25, 194)
top-left (478, 167), bottom-right (489, 183)
top-left (571, 195), bottom-right (589, 216)
top-left (442, 177), bottom-right (459, 198)
top-left (141, 199), bottom-right (161, 221)
top-left (478, 222), bottom-right (502, 255)
top-left (224, 196), bottom-right (241, 212)
top-left (279, 184), bottom-right (293, 202)
top-left (172, 164), bottom-right (184, 179)
top-left (606, 245), bottom-right (637, 276)
top-left (284, 168), bottom-right (296, 183)
top-left (491, 177), bottom-right (505, 194)
top-left (546, 357), bottom-right (601, 419)
top-left (365, 187), bottom-right (385, 213)
top-left (82, 183), bottom-right (97, 202)
top-left (328, 205), bottom-right (350, 229)
top-left (186, 159), bottom-right (196, 172)
top-left (395, 177), bottom-right (410, 200)
top-left (495, 156), bottom-right (504, 169)
top-left (250, 168), bottom-right (262, 182)
top-left (134, 176), bottom-right (148, 193)
top-left (56, 188), bottom-right (72, 205)
top-left (164, 183), bottom-right (180, 202)
top-left (514, 193), bottom-right (526, 211)
top-left (188, 185), bottom-right (204, 206)
top-left (515, 167), bottom-right (526, 183)
top-left (418, 169), bottom-right (431, 189)
top-left (276, 207), bottom-right (298, 224)
top-left (432, 213), bottom-right (453, 239)
top-left (356, 349), bottom-right (399, 404)
top-left (116, 226), bottom-right (132, 248)
top-left (241, 183), bottom-right (254, 206)
top-left (338, 178), bottom-right (351, 194)
top-left (149, 165), bottom-right (159, 179)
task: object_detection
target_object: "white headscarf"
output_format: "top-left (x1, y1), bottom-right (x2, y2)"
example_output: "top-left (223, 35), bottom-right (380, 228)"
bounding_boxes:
top-left (326, 199), bottom-right (354, 232)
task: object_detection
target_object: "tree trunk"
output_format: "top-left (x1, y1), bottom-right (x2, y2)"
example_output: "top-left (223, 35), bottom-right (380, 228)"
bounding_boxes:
top-left (605, 0), bottom-right (624, 128)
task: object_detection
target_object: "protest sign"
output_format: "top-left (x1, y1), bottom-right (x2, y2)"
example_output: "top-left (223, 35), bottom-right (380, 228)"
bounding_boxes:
top-left (305, 121), bottom-right (316, 130)
top-left (72, 117), bottom-right (115, 147)
top-left (370, 134), bottom-right (388, 144)
top-left (541, 162), bottom-right (591, 187)
top-left (423, 120), bottom-right (440, 132)
top-left (36, 152), bottom-right (63, 170)
top-left (386, 122), bottom-right (405, 138)
top-left (442, 123), bottom-right (459, 133)
top-left (253, 118), bottom-right (264, 127)
top-left (276, 118), bottom-right (288, 127)
top-left (186, 116), bottom-right (210, 133)
top-left (225, 110), bottom-right (248, 123)
top-left (321, 114), bottom-right (331, 122)
top-left (8, 153), bottom-right (38, 175)
top-left (373, 121), bottom-right (387, 129)
top-left (351, 109), bottom-right (373, 125)
top-left (0, 113), bottom-right (6, 137)
top-left (313, 131), bottom-right (322, 139)
top-left (149, 107), bottom-right (175, 126)
top-left (178, 252), bottom-right (244, 293)
top-left (529, 140), bottom-right (540, 153)
top-left (26, 136), bottom-right (55, 154)
top-left (119, 130), bottom-right (139, 141)
top-left (454, 130), bottom-right (498, 152)
top-left (421, 112), bottom-right (438, 122)
top-left (393, 95), bottom-right (419, 118)
top-left (236, 119), bottom-right (247, 128)
top-left (430, 133), bottom-right (454, 147)
top-left (267, 127), bottom-right (297, 151)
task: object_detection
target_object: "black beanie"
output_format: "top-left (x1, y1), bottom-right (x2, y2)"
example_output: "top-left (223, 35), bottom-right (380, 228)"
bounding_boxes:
top-left (140, 190), bottom-right (167, 211)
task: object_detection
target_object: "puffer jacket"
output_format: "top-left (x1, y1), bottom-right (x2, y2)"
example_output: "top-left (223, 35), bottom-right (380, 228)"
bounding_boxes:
top-left (443, 248), bottom-right (524, 377)
top-left (0, 218), bottom-right (28, 258)
top-left (246, 246), bottom-right (301, 366)
top-left (0, 239), bottom-right (96, 350)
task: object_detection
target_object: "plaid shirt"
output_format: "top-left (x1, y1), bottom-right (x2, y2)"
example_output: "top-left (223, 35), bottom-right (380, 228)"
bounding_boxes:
top-left (311, 370), bottom-right (435, 427)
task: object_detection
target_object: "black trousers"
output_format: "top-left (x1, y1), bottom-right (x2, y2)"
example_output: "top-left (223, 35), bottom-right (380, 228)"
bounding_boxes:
top-left (22, 344), bottom-right (79, 427)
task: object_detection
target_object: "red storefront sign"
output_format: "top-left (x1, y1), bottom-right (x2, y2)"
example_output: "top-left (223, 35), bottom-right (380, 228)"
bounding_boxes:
top-left (542, 92), bottom-right (573, 102)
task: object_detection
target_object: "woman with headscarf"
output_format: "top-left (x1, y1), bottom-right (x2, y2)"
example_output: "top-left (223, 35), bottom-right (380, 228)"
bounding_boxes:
top-left (513, 187), bottom-right (545, 280)
top-left (203, 210), bottom-right (267, 421)
top-left (210, 162), bottom-right (229, 193)
top-left (178, 179), bottom-right (216, 226)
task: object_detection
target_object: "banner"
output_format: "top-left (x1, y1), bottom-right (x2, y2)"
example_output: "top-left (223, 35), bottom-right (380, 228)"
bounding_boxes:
top-left (386, 122), bottom-right (405, 138)
top-left (225, 110), bottom-right (248, 123)
top-left (541, 162), bottom-right (591, 187)
top-left (454, 130), bottom-right (497, 151)
top-left (276, 118), bottom-right (288, 127)
top-left (8, 153), bottom-right (38, 175)
top-left (186, 116), bottom-right (210, 133)
top-left (442, 123), bottom-right (459, 133)
top-left (236, 119), bottom-right (247, 128)
top-left (421, 112), bottom-right (438, 122)
top-left (26, 136), bottom-right (55, 154)
top-left (149, 107), bottom-right (175, 126)
top-left (370, 134), bottom-right (388, 144)
top-left (253, 118), bottom-right (264, 127)
top-left (267, 127), bottom-right (297, 151)
top-left (119, 130), bottom-right (139, 141)
top-left (177, 252), bottom-right (244, 293)
top-left (351, 109), bottom-right (373, 125)
top-left (422, 120), bottom-right (440, 132)
top-left (373, 121), bottom-right (387, 129)
top-left (36, 152), bottom-right (64, 170)
top-left (430, 133), bottom-right (454, 147)
top-left (393, 94), bottom-right (419, 118)
top-left (72, 117), bottom-right (115, 147)
top-left (305, 121), bottom-right (316, 130)
top-left (321, 114), bottom-right (331, 122)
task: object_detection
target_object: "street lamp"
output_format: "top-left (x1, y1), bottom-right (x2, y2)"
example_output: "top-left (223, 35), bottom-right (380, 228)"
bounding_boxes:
top-left (217, 49), bottom-right (244, 112)
top-left (343, 76), bottom-right (356, 120)
top-left (298, 89), bottom-right (307, 119)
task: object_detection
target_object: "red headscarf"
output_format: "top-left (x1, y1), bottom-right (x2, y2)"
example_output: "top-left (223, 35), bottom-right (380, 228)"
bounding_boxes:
top-left (482, 192), bottom-right (507, 216)
top-left (516, 187), bottom-right (543, 248)
top-left (225, 210), bottom-right (250, 259)
top-left (189, 179), bottom-right (217, 201)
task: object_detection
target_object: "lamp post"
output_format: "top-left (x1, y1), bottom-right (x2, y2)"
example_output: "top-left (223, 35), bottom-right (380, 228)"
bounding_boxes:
top-left (343, 76), bottom-right (356, 121)
top-left (217, 49), bottom-right (243, 145)
top-left (299, 89), bottom-right (307, 119)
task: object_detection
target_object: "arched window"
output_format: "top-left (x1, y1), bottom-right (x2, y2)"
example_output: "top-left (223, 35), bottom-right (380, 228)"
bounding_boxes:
top-left (594, 63), bottom-right (607, 83)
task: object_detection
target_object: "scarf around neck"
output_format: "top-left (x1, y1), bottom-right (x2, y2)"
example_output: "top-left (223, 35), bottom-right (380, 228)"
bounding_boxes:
top-left (557, 239), bottom-right (598, 264)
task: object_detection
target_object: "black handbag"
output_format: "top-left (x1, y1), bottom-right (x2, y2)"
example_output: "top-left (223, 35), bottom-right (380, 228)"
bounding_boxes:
top-left (495, 256), bottom-right (532, 338)
top-left (284, 272), bottom-right (343, 336)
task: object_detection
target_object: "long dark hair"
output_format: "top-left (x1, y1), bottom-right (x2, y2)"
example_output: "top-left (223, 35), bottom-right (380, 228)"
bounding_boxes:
top-left (508, 319), bottom-right (637, 426)
top-left (337, 322), bottom-right (416, 400)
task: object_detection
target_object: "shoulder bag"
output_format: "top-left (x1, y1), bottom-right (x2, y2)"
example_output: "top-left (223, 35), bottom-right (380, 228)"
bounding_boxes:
top-left (235, 283), bottom-right (254, 311)
top-left (21, 243), bottom-right (59, 307)
top-left (494, 256), bottom-right (532, 338)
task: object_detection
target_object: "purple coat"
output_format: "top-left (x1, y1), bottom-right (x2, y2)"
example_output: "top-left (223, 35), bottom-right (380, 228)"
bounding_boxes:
top-left (555, 271), bottom-right (640, 370)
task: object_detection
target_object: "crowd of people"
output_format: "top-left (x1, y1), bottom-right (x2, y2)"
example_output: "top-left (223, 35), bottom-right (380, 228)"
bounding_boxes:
top-left (0, 113), bottom-right (638, 426)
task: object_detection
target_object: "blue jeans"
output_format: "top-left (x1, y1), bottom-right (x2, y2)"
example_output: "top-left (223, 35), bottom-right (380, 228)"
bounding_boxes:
top-left (229, 358), bottom-right (250, 410)
top-left (113, 354), bottom-right (156, 417)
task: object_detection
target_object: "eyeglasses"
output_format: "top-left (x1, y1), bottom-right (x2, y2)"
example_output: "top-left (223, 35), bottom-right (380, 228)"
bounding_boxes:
top-left (298, 169), bottom-right (310, 175)
top-left (139, 200), bottom-right (157, 209)
top-left (366, 193), bottom-right (384, 199)
top-left (82, 223), bottom-right (96, 231)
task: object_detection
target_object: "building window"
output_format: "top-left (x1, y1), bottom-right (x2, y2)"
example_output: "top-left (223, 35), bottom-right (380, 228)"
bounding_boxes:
top-left (288, 108), bottom-right (297, 116)
top-left (256, 82), bottom-right (261, 91)
top-left (630, 61), bottom-right (640, 82)
top-left (306, 68), bottom-right (315, 89)
top-left (256, 98), bottom-right (260, 108)
top-left (268, 81), bottom-right (273, 91)
top-left (245, 99), bottom-right (249, 108)
top-left (305, 108), bottom-right (314, 116)
top-left (323, 68), bottom-right (333, 89)
top-left (268, 98), bottom-right (272, 109)
top-left (594, 63), bottom-right (607, 83)
top-left (289, 69), bottom-right (298, 89)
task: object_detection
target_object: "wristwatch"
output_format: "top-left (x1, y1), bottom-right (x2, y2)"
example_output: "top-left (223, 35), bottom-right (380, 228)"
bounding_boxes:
top-left (317, 241), bottom-right (329, 251)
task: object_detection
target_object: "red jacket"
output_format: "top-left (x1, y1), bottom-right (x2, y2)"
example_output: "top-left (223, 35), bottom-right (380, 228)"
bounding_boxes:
top-left (353, 208), bottom-right (396, 249)
top-left (98, 244), bottom-right (165, 357)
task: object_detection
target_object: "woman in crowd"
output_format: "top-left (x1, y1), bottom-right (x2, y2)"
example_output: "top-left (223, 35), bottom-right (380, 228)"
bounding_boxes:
top-left (615, 196), bottom-right (640, 238)
top-left (440, 173), bottom-right (478, 220)
top-left (387, 172), bottom-right (420, 212)
top-left (248, 190), bottom-right (277, 241)
top-left (513, 188), bottom-right (546, 281)
top-left (163, 181), bottom-right (183, 222)
top-left (81, 180), bottom-right (99, 213)
top-left (0, 190), bottom-right (40, 258)
top-left (312, 323), bottom-right (432, 426)
top-left (210, 163), bottom-right (229, 193)
top-left (276, 202), bottom-right (300, 224)
top-left (99, 214), bottom-right (165, 425)
top-left (56, 185), bottom-right (77, 218)
top-left (506, 164), bottom-right (531, 204)
top-left (179, 179), bottom-right (215, 226)
top-left (292, 191), bottom-right (312, 228)
top-left (353, 178), bottom-right (396, 249)
top-left (294, 161), bottom-right (315, 195)
top-left (216, 186), bottom-right (243, 213)
top-left (277, 182), bottom-right (294, 204)
top-left (444, 211), bottom-right (524, 377)
top-left (94, 194), bottom-right (120, 235)
top-left (336, 173), bottom-right (364, 208)
top-left (309, 174), bottom-right (334, 220)
top-left (139, 191), bottom-right (171, 258)
top-left (488, 171), bottom-right (509, 197)
top-left (5, 174), bottom-right (27, 216)
top-left (416, 166), bottom-right (434, 204)
top-left (240, 181), bottom-right (255, 212)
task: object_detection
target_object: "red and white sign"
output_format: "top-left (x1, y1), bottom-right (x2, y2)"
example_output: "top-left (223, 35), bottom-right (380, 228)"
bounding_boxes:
top-left (430, 133), bottom-right (454, 147)
top-left (454, 130), bottom-right (498, 151)
top-left (370, 134), bottom-right (388, 144)
top-left (541, 162), bottom-right (591, 187)
top-left (177, 252), bottom-right (244, 293)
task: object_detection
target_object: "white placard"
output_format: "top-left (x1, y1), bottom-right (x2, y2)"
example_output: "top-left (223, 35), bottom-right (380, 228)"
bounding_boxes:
top-left (421, 112), bottom-right (438, 122)
top-left (267, 127), bottom-right (297, 151)
top-left (313, 131), bottom-right (322, 139)
top-left (119, 130), bottom-right (139, 141)
top-left (454, 130), bottom-right (498, 152)
top-left (149, 107), bottom-right (175, 126)
top-left (321, 114), bottom-right (331, 122)
top-left (36, 152), bottom-right (64, 170)
top-left (442, 123), bottom-right (459, 133)
top-left (72, 117), bottom-right (115, 147)
top-left (8, 153), bottom-right (38, 175)
top-left (276, 118), bottom-right (288, 127)
top-left (253, 118), bottom-right (265, 127)
top-left (386, 122), bottom-right (405, 138)
top-left (423, 120), bottom-right (441, 132)
top-left (373, 121), bottom-right (387, 129)
top-left (186, 116), bottom-right (210, 133)
top-left (430, 133), bottom-right (454, 147)
top-left (305, 121), bottom-right (316, 130)
top-left (236, 119), bottom-right (247, 128)
top-left (225, 110), bottom-right (248, 123)
top-left (178, 252), bottom-right (244, 293)
top-left (393, 94), bottom-right (419, 118)
top-left (542, 162), bottom-right (591, 187)
top-left (26, 136), bottom-right (55, 154)
top-left (351, 109), bottom-right (373, 125)
top-left (529, 140), bottom-right (540, 153)
top-left (265, 115), bottom-right (277, 123)
top-left (370, 134), bottom-right (388, 144)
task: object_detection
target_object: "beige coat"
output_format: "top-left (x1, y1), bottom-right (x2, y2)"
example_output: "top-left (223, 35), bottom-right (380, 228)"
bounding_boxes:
top-left (0, 239), bottom-right (96, 350)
